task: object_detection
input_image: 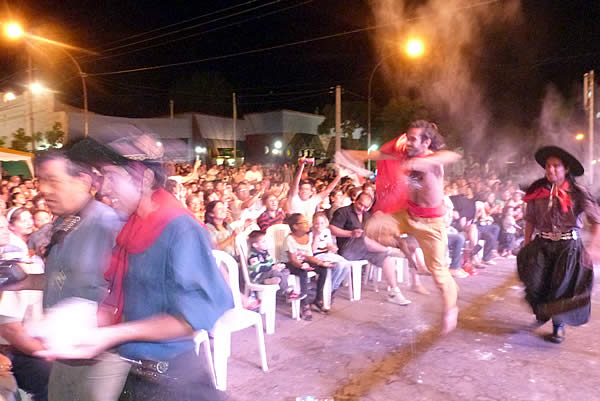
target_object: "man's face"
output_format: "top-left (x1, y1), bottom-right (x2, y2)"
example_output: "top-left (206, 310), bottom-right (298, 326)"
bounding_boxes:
top-left (545, 156), bottom-right (567, 184)
top-left (353, 195), bottom-right (372, 215)
top-left (299, 183), bottom-right (313, 201)
top-left (38, 159), bottom-right (88, 216)
top-left (266, 195), bottom-right (279, 211)
top-left (405, 128), bottom-right (430, 157)
top-left (203, 182), bottom-right (214, 192)
top-left (101, 165), bottom-right (141, 217)
top-left (237, 184), bottom-right (250, 201)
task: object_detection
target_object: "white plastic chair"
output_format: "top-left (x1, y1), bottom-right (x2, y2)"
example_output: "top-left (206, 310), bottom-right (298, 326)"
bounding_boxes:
top-left (265, 224), bottom-right (291, 263)
top-left (235, 233), bottom-right (279, 334)
top-left (265, 224), bottom-right (301, 320)
top-left (193, 330), bottom-right (216, 387)
top-left (348, 259), bottom-right (369, 301)
top-left (211, 250), bottom-right (268, 391)
top-left (366, 257), bottom-right (409, 292)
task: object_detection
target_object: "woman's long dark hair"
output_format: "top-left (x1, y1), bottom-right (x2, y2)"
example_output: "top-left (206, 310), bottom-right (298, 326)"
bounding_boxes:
top-left (204, 200), bottom-right (226, 228)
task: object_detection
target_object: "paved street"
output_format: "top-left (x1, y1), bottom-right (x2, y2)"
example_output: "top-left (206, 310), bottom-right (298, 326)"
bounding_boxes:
top-left (225, 258), bottom-right (600, 401)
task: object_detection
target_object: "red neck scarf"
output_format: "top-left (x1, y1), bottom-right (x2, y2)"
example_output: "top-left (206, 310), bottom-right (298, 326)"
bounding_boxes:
top-left (102, 188), bottom-right (193, 323)
top-left (523, 180), bottom-right (572, 213)
top-left (374, 134), bottom-right (433, 214)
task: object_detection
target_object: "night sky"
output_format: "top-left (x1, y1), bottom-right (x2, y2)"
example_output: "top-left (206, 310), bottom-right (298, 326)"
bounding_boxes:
top-left (1, 0), bottom-right (600, 135)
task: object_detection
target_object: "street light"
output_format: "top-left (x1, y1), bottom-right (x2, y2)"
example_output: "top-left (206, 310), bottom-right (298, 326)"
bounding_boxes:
top-left (4, 23), bottom-right (23, 39)
top-left (29, 82), bottom-right (46, 94)
top-left (3, 22), bottom-right (92, 137)
top-left (576, 133), bottom-right (585, 141)
top-left (367, 39), bottom-right (424, 170)
top-left (3, 92), bottom-right (16, 102)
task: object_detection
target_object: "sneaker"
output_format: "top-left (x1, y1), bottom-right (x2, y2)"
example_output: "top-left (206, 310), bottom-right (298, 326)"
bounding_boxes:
top-left (387, 288), bottom-right (411, 306)
top-left (450, 268), bottom-right (469, 279)
top-left (484, 259), bottom-right (497, 265)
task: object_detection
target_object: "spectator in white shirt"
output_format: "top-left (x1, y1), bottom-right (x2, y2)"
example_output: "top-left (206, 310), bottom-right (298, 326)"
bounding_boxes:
top-left (288, 158), bottom-right (341, 222)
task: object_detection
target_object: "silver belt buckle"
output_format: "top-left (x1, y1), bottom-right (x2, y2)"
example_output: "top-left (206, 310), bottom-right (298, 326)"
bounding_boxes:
top-left (548, 232), bottom-right (561, 241)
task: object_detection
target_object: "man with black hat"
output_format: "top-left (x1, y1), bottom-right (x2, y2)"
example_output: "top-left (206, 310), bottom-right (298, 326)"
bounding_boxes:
top-left (518, 145), bottom-right (600, 343)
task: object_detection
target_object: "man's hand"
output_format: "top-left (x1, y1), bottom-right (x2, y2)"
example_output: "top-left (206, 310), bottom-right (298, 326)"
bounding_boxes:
top-left (351, 229), bottom-right (364, 238)
top-left (35, 327), bottom-right (118, 361)
top-left (274, 263), bottom-right (286, 271)
top-left (327, 244), bottom-right (338, 253)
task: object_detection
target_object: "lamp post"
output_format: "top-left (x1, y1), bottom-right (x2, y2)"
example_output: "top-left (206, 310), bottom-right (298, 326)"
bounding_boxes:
top-left (4, 22), bottom-right (92, 138)
top-left (367, 39), bottom-right (424, 170)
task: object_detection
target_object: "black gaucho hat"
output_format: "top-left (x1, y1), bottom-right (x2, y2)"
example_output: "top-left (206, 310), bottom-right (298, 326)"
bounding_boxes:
top-left (66, 135), bottom-right (164, 169)
top-left (534, 145), bottom-right (584, 177)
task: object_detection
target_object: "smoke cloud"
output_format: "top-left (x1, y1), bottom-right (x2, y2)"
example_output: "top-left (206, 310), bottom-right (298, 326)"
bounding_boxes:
top-left (369, 0), bottom-right (522, 150)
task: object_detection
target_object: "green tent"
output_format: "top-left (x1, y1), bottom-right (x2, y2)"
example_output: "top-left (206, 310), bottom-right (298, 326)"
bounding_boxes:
top-left (0, 148), bottom-right (34, 178)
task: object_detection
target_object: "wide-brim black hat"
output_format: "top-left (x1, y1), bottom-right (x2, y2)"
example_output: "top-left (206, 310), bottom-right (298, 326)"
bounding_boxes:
top-left (66, 135), bottom-right (164, 169)
top-left (534, 145), bottom-right (584, 177)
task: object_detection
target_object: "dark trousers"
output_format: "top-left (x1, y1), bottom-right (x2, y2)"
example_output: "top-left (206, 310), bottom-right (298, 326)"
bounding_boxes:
top-left (447, 233), bottom-right (465, 270)
top-left (119, 350), bottom-right (225, 401)
top-left (4, 348), bottom-right (51, 401)
top-left (478, 224), bottom-right (500, 261)
top-left (286, 264), bottom-right (326, 305)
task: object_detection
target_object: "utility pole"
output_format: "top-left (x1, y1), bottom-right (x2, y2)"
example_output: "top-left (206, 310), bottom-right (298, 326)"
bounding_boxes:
top-left (584, 71), bottom-right (595, 185)
top-left (335, 85), bottom-right (341, 152)
top-left (26, 53), bottom-right (35, 152)
top-left (233, 92), bottom-right (237, 166)
top-left (169, 100), bottom-right (174, 119)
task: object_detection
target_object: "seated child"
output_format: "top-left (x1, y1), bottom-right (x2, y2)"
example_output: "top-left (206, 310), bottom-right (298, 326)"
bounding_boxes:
top-left (311, 212), bottom-right (350, 296)
top-left (247, 230), bottom-right (299, 300)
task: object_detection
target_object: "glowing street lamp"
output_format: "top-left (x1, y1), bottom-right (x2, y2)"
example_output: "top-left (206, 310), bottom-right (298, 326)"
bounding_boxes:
top-left (367, 38), bottom-right (424, 169)
top-left (576, 133), bottom-right (585, 141)
top-left (3, 92), bottom-right (16, 102)
top-left (274, 140), bottom-right (283, 149)
top-left (29, 82), bottom-right (46, 94)
top-left (406, 39), bottom-right (424, 58)
top-left (2, 22), bottom-right (92, 138)
top-left (4, 23), bottom-right (23, 39)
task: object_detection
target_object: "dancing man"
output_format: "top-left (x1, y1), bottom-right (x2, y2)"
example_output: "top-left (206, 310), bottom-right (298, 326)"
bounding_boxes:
top-left (518, 146), bottom-right (600, 343)
top-left (341, 120), bottom-right (461, 335)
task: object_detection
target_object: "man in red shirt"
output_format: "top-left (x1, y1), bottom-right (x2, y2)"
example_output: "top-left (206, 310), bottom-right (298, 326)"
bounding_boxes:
top-left (343, 120), bottom-right (461, 335)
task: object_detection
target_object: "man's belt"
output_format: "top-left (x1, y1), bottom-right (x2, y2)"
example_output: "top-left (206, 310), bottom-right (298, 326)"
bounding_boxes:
top-left (538, 230), bottom-right (578, 241)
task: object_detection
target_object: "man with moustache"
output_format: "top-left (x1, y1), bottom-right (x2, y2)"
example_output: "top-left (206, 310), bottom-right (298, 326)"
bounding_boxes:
top-left (518, 146), bottom-right (600, 343)
top-left (38, 136), bottom-right (233, 401)
top-left (342, 120), bottom-right (461, 335)
top-left (3, 150), bottom-right (131, 400)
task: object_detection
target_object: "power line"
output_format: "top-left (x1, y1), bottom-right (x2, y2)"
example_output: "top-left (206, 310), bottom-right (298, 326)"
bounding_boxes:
top-left (85, 0), bottom-right (314, 64)
top-left (92, 0), bottom-right (261, 51)
top-left (87, 0), bottom-right (504, 77)
top-left (82, 0), bottom-right (288, 62)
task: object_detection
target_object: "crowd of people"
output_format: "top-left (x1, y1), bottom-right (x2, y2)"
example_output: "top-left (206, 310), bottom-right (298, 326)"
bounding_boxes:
top-left (0, 122), bottom-right (597, 400)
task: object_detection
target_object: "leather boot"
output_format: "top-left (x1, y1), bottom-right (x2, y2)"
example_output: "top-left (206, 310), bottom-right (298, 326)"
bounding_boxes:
top-left (548, 322), bottom-right (565, 344)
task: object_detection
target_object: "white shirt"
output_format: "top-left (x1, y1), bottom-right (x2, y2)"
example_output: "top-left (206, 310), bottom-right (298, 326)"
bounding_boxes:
top-left (244, 170), bottom-right (263, 183)
top-left (0, 233), bottom-right (44, 344)
top-left (288, 194), bottom-right (321, 222)
top-left (282, 234), bottom-right (313, 263)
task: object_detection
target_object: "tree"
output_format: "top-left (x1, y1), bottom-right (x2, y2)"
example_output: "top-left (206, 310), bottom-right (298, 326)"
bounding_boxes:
top-left (318, 101), bottom-right (368, 151)
top-left (44, 122), bottom-right (65, 148)
top-left (10, 128), bottom-right (32, 152)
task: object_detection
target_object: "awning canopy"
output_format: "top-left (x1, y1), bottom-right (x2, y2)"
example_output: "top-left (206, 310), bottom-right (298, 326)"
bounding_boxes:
top-left (0, 147), bottom-right (34, 178)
